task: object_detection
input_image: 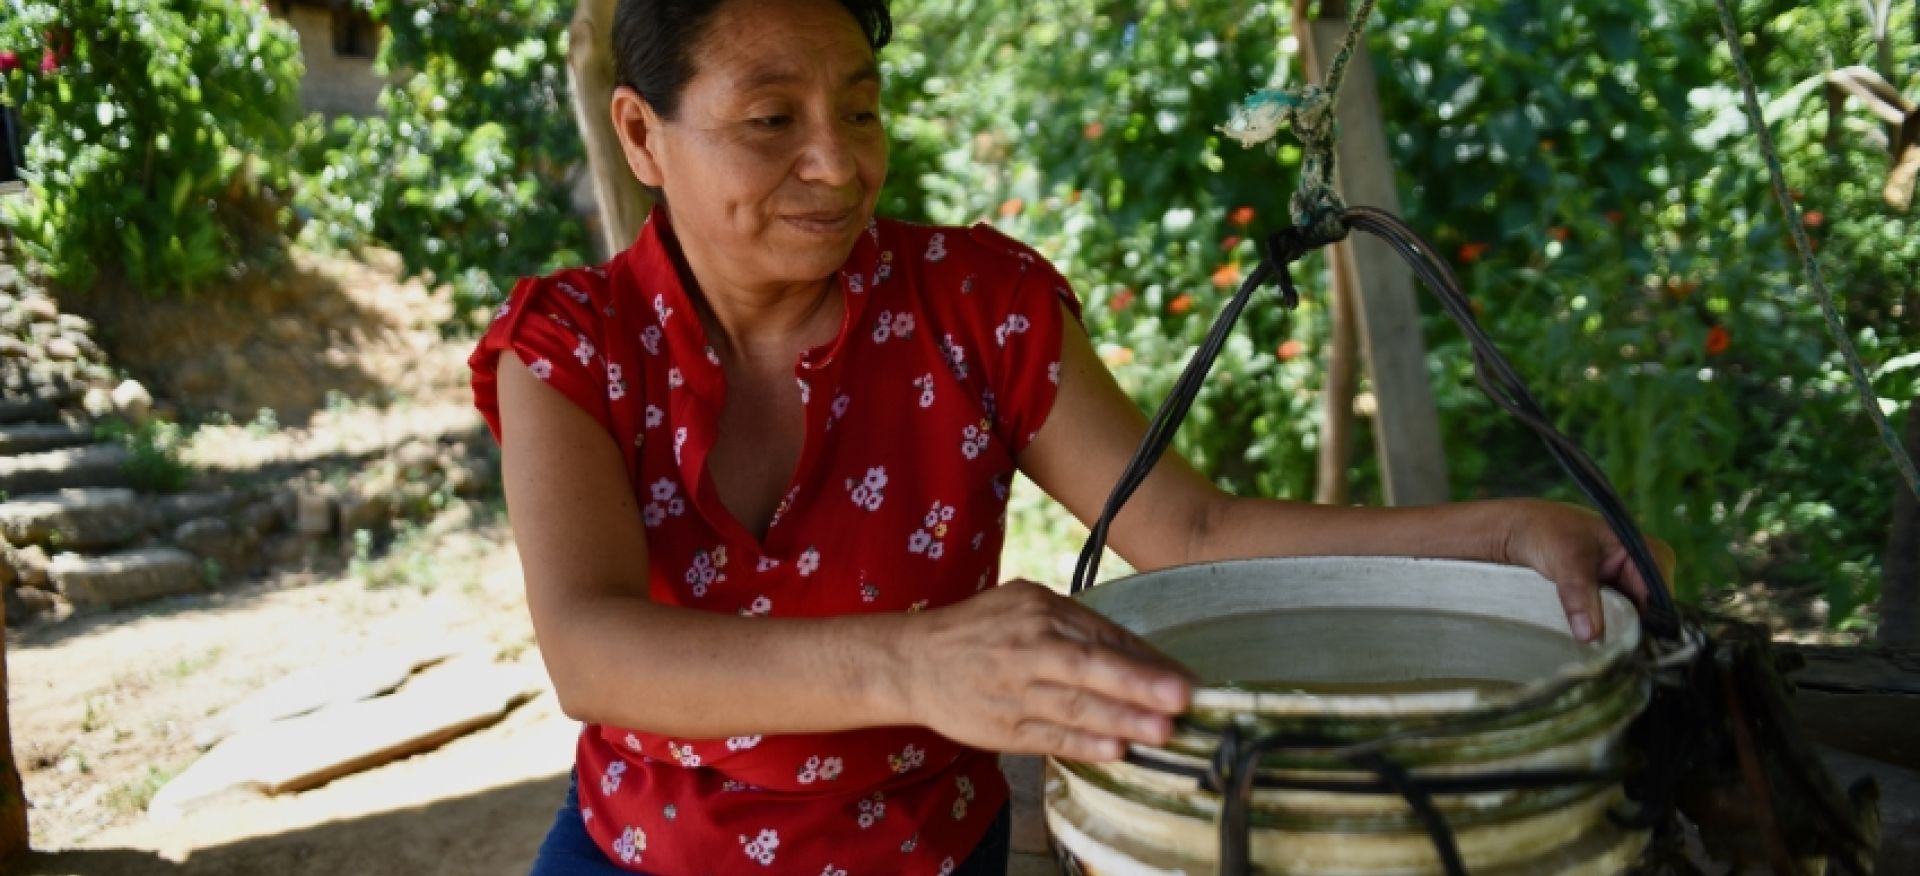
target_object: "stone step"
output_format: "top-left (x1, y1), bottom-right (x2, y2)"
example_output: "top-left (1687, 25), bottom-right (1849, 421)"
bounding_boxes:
top-left (0, 422), bottom-right (94, 455)
top-left (51, 547), bottom-right (203, 611)
top-left (0, 396), bottom-right (59, 425)
top-left (0, 488), bottom-right (147, 551)
top-left (0, 443), bottom-right (130, 496)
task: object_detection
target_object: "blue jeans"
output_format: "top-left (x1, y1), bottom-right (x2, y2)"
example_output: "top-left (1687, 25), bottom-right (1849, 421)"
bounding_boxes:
top-left (529, 773), bottom-right (1013, 876)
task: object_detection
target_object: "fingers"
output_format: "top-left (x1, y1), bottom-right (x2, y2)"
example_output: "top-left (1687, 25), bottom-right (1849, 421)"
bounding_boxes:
top-left (1006, 720), bottom-right (1127, 761)
top-left (1553, 569), bottom-right (1604, 643)
top-left (1023, 682), bottom-right (1173, 747)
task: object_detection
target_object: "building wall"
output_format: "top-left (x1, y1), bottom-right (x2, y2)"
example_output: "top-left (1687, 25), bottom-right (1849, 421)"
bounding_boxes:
top-left (280, 5), bottom-right (385, 117)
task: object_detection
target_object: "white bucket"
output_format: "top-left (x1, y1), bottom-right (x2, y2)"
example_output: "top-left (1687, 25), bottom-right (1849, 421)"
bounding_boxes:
top-left (1046, 557), bottom-right (1650, 875)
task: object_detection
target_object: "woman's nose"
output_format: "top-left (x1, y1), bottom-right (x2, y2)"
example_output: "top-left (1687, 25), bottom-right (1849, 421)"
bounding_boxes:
top-left (796, 120), bottom-right (860, 187)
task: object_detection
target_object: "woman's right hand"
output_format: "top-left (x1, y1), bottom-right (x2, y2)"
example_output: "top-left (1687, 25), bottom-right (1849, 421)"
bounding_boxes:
top-left (900, 579), bottom-right (1194, 762)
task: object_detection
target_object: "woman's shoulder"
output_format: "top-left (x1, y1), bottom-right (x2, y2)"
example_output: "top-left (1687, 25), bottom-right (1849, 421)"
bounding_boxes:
top-left (873, 217), bottom-right (1068, 293)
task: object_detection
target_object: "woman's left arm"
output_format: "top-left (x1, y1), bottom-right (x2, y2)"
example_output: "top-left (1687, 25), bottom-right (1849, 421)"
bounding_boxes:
top-left (1016, 302), bottom-right (1669, 642)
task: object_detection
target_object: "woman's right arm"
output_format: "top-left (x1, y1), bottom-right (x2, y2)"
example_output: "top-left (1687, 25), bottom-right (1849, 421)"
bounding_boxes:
top-left (496, 351), bottom-right (1191, 760)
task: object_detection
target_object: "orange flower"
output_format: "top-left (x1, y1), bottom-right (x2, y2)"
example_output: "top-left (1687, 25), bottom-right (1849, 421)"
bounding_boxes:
top-left (1083, 122), bottom-right (1105, 140)
top-left (1211, 264), bottom-right (1241, 289)
top-left (1539, 139), bottom-right (1556, 152)
top-left (1603, 210), bottom-right (1624, 225)
top-left (1276, 339), bottom-right (1305, 361)
top-left (1229, 206), bottom-right (1257, 227)
top-left (1108, 287), bottom-right (1136, 311)
top-left (1802, 210), bottom-right (1824, 228)
top-left (1220, 235), bottom-right (1242, 253)
top-left (1458, 242), bottom-right (1491, 264)
top-left (1100, 345), bottom-right (1136, 367)
top-left (1168, 294), bottom-right (1195, 316)
top-left (998, 198), bottom-right (1024, 219)
top-left (1706, 325), bottom-right (1730, 356)
top-left (1548, 226), bottom-right (1570, 242)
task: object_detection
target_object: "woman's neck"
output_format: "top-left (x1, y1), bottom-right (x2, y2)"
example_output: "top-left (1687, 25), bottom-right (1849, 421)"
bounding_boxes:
top-left (663, 221), bottom-right (842, 365)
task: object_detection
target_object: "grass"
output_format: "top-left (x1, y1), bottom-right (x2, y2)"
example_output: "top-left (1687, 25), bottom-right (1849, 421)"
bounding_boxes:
top-left (103, 765), bottom-right (176, 816)
top-left (96, 417), bottom-right (193, 493)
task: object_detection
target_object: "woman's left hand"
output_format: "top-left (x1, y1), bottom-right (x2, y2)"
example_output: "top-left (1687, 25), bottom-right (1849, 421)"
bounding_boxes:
top-left (1498, 499), bottom-right (1677, 642)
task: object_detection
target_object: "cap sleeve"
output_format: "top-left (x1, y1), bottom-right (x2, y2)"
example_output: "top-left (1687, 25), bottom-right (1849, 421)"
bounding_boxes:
top-left (469, 274), bottom-right (615, 442)
top-left (969, 227), bottom-right (1085, 454)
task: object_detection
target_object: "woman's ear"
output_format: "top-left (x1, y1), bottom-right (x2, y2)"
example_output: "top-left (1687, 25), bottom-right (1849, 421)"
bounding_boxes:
top-left (611, 86), bottom-right (666, 189)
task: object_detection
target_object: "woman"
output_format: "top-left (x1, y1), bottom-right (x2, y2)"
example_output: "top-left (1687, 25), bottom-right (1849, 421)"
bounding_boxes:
top-left (469, 0), bottom-right (1666, 873)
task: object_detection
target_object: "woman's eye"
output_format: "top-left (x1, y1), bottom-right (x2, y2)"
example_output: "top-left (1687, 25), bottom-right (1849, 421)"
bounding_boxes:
top-left (848, 111), bottom-right (880, 125)
top-left (751, 115), bottom-right (792, 130)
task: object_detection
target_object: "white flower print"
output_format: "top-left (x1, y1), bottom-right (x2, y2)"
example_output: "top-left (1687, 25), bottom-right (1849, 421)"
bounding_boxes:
top-left (940, 858), bottom-right (957, 876)
top-left (740, 594), bottom-right (772, 618)
top-left (993, 474), bottom-right (1012, 501)
top-left (640, 325), bottom-right (662, 356)
top-left (667, 367), bottom-right (684, 389)
top-left (650, 478), bottom-right (678, 502)
top-left (652, 293), bottom-right (673, 323)
top-left (608, 363), bottom-right (623, 383)
top-left (856, 793), bottom-right (887, 829)
top-left (609, 379), bottom-right (627, 401)
top-left (668, 741), bottom-right (702, 768)
top-left (892, 312), bottom-right (916, 338)
top-left (939, 335), bottom-right (969, 380)
top-left (831, 393), bottom-right (851, 420)
top-left (821, 756), bottom-right (843, 781)
top-left (860, 582), bottom-right (880, 603)
top-left (529, 358), bottom-right (554, 381)
top-left (574, 336), bottom-right (597, 365)
top-left (961, 420), bottom-right (991, 460)
top-left (683, 547), bottom-right (727, 597)
top-left (559, 280), bottom-right (590, 304)
top-left (726, 736), bottom-right (763, 751)
top-left (1049, 360), bottom-right (1062, 384)
top-left (982, 389), bottom-right (999, 423)
top-left (624, 733), bottom-right (644, 752)
top-left (846, 272), bottom-right (865, 295)
top-left (900, 833), bottom-right (918, 853)
top-left (848, 465), bottom-right (888, 511)
top-left (796, 547), bottom-right (821, 577)
top-left (645, 404), bottom-right (664, 429)
top-left (768, 485), bottom-right (800, 528)
top-left (913, 374), bottom-right (936, 409)
top-left (961, 275), bottom-right (976, 295)
top-left (601, 760), bottom-right (627, 796)
top-left (663, 804), bottom-right (677, 821)
top-left (756, 557), bottom-right (779, 573)
top-left (797, 378), bottom-right (812, 405)
top-left (954, 773), bottom-right (976, 818)
top-left (994, 313), bottom-right (1033, 348)
top-left (741, 828), bottom-right (780, 866)
top-left (673, 427), bottom-right (688, 464)
top-left (972, 531), bottom-right (986, 550)
top-left (589, 265), bottom-right (608, 278)
top-left (613, 826), bottom-right (646, 865)
top-left (822, 867), bottom-right (848, 876)
top-left (926, 232), bottom-right (948, 262)
top-left (888, 743), bottom-right (927, 774)
top-left (706, 345), bottom-right (721, 366)
top-left (871, 310), bottom-right (895, 344)
top-left (494, 300), bottom-right (511, 321)
top-left (643, 504), bottom-right (666, 528)
top-left (582, 806), bottom-right (593, 822)
top-left (908, 530), bottom-right (932, 554)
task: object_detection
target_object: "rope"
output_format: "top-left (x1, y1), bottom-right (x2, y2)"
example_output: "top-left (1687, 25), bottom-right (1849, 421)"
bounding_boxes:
top-left (1219, 0), bottom-right (1378, 244)
top-left (1710, 0), bottom-right (1920, 501)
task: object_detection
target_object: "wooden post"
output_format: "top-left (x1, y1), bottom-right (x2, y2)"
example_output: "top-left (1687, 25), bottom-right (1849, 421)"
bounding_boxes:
top-left (568, 0), bottom-right (654, 259)
top-left (1, 589), bottom-right (28, 863)
top-left (1292, 0), bottom-right (1450, 507)
top-left (1314, 245), bottom-right (1359, 505)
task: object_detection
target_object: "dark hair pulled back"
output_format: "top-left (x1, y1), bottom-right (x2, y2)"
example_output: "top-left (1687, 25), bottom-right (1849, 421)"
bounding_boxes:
top-left (613, 0), bottom-right (893, 120)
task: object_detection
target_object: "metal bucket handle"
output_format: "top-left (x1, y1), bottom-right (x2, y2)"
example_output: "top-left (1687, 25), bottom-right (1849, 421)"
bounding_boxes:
top-left (1068, 207), bottom-right (1683, 645)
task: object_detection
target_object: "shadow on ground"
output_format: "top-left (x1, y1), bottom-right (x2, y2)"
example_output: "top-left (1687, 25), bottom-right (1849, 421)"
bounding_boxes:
top-left (19, 773), bottom-right (567, 876)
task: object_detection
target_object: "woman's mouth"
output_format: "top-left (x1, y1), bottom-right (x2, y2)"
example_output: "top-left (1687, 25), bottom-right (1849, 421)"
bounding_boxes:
top-left (782, 209), bottom-right (858, 236)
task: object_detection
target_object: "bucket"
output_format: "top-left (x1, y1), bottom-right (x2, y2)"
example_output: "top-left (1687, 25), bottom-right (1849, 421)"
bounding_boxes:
top-left (1045, 556), bottom-right (1651, 875)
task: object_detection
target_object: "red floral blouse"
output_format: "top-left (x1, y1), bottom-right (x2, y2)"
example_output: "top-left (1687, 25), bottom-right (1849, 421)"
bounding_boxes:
top-left (470, 207), bottom-right (1079, 875)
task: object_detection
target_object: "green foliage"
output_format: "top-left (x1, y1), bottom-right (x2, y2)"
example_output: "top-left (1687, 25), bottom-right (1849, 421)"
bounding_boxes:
top-left (97, 418), bottom-right (192, 494)
top-left (294, 0), bottom-right (589, 319)
top-left (0, 0), bottom-right (304, 295)
top-left (885, 0), bottom-right (1918, 619)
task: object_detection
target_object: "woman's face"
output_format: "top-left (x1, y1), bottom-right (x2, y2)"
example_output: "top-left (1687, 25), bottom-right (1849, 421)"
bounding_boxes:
top-left (630, 0), bottom-right (888, 289)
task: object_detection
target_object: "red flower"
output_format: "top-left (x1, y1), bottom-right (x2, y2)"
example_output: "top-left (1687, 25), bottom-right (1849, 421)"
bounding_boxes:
top-left (1458, 242), bottom-right (1491, 264)
top-left (1705, 326), bottom-right (1730, 356)
top-left (1276, 340), bottom-right (1305, 361)
top-left (1548, 226), bottom-right (1570, 242)
top-left (39, 48), bottom-right (57, 74)
top-left (1802, 210), bottom-right (1824, 228)
top-left (1211, 264), bottom-right (1241, 289)
top-left (1229, 206), bottom-right (1256, 227)
top-left (1108, 287), bottom-right (1136, 311)
top-left (1083, 122), bottom-right (1105, 140)
top-left (0, 51), bottom-right (18, 74)
top-left (1220, 235), bottom-right (1242, 253)
top-left (1167, 294), bottom-right (1195, 316)
top-left (1603, 210), bottom-right (1624, 225)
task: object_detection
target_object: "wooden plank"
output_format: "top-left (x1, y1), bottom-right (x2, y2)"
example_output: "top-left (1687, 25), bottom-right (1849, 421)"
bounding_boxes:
top-left (191, 642), bottom-right (464, 748)
top-left (0, 573), bottom-right (28, 863)
top-left (1294, 2), bottom-right (1451, 507)
top-left (150, 660), bottom-right (541, 820)
top-left (568, 0), bottom-right (655, 259)
top-left (1314, 243), bottom-right (1361, 505)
